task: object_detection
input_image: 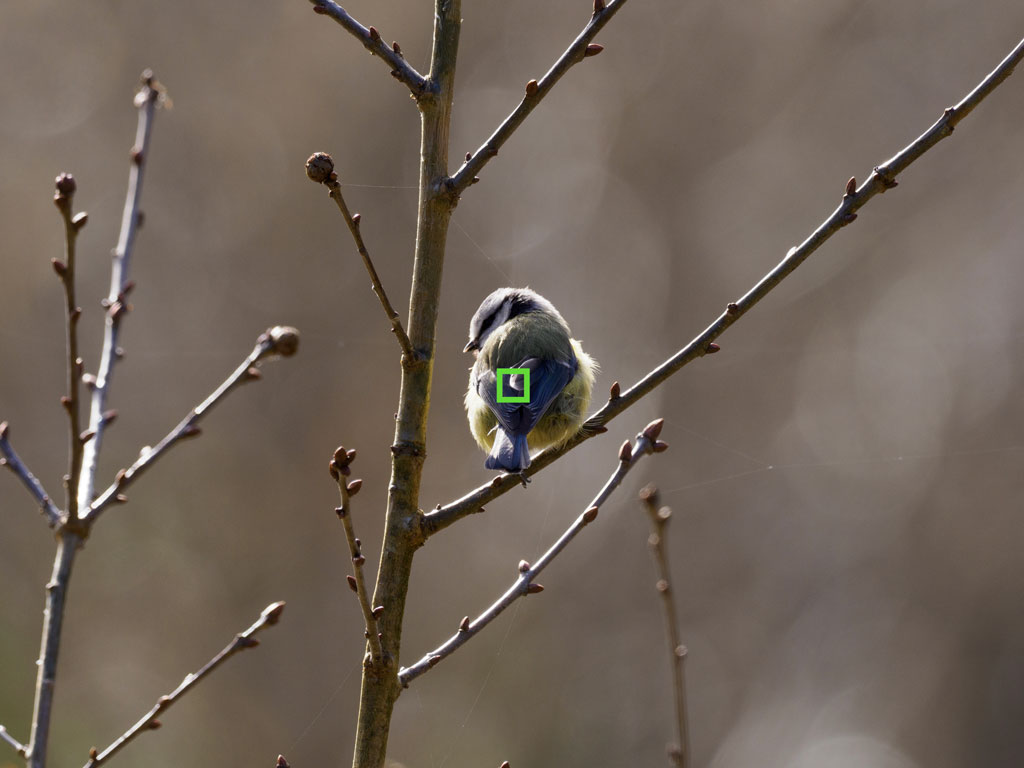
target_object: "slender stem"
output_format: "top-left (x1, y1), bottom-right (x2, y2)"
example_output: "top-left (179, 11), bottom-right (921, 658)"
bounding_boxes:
top-left (85, 326), bottom-right (299, 521)
top-left (78, 72), bottom-right (161, 512)
top-left (0, 724), bottom-right (27, 757)
top-left (399, 421), bottom-right (665, 687)
top-left (0, 422), bottom-right (62, 526)
top-left (330, 449), bottom-right (384, 666)
top-left (639, 487), bottom-right (689, 768)
top-left (28, 530), bottom-right (82, 768)
top-left (82, 602), bottom-right (286, 768)
top-left (422, 33), bottom-right (1024, 537)
top-left (448, 0), bottom-right (628, 194)
top-left (350, 2), bottom-right (461, 766)
top-left (324, 177), bottom-right (416, 360)
top-left (53, 175), bottom-right (84, 519)
top-left (307, 0), bottom-right (428, 98)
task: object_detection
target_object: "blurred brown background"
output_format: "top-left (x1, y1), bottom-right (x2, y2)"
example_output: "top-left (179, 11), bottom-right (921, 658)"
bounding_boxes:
top-left (2, 1), bottom-right (1024, 766)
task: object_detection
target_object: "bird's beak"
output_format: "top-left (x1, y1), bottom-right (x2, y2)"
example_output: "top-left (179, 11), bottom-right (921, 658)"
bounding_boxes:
top-left (463, 339), bottom-right (479, 353)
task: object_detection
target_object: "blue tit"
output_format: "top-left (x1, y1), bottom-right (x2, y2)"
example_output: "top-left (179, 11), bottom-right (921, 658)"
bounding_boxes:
top-left (464, 287), bottom-right (597, 472)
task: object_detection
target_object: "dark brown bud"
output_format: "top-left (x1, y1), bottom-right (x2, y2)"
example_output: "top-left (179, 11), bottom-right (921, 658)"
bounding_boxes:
top-left (525, 79), bottom-right (539, 96)
top-left (705, 343), bottom-right (721, 354)
top-left (582, 506), bottom-right (599, 524)
top-left (653, 440), bottom-right (669, 453)
top-left (277, 757), bottom-right (291, 768)
top-left (845, 176), bottom-right (856, 196)
top-left (428, 655), bottom-right (442, 667)
top-left (392, 41), bottom-right (402, 55)
top-left (149, 720), bottom-right (162, 730)
top-left (501, 762), bottom-right (511, 768)
top-left (89, 748), bottom-right (98, 759)
top-left (347, 478), bottom-right (363, 496)
top-left (352, 212), bottom-right (362, 226)
top-left (368, 26), bottom-right (380, 42)
top-left (335, 505), bottom-right (346, 518)
top-left (642, 418), bottom-right (664, 441)
top-left (465, 152), bottom-right (472, 161)
top-left (80, 429), bottom-right (96, 443)
top-left (51, 259), bottom-right (68, 277)
top-left (842, 213), bottom-right (858, 225)
top-left (594, 0), bottom-right (606, 11)
top-left (619, 440), bottom-right (633, 462)
top-left (609, 381), bottom-right (620, 399)
top-left (726, 302), bottom-right (739, 315)
top-left (55, 172), bottom-right (77, 196)
top-left (305, 152), bottom-right (334, 183)
top-left (72, 212), bottom-right (88, 230)
top-left (584, 44), bottom-right (604, 57)
top-left (346, 575), bottom-right (358, 592)
top-left (459, 616), bottom-right (470, 632)
top-left (313, 3), bottom-right (327, 13)
top-left (180, 424), bottom-right (201, 439)
top-left (372, 605), bottom-right (385, 618)
top-left (526, 583), bottom-right (545, 594)
top-left (266, 326), bottom-right (300, 357)
top-left (518, 560), bottom-right (531, 572)
top-left (353, 555), bottom-right (366, 566)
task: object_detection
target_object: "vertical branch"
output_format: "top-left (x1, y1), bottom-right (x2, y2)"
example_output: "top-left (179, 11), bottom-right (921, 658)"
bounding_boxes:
top-left (28, 530), bottom-right (82, 768)
top-left (350, 1), bottom-right (462, 766)
top-left (639, 486), bottom-right (689, 768)
top-left (78, 71), bottom-right (162, 511)
top-left (52, 173), bottom-right (86, 519)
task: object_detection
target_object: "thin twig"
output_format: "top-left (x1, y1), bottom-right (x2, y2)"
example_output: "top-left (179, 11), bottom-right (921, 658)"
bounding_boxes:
top-left (0, 422), bottom-right (62, 526)
top-left (0, 724), bottom-right (27, 757)
top-left (639, 486), bottom-right (689, 768)
top-left (399, 419), bottom-right (667, 687)
top-left (85, 326), bottom-right (300, 521)
top-left (422, 34), bottom-right (1024, 537)
top-left (307, 0), bottom-right (429, 98)
top-left (329, 446), bottom-right (384, 666)
top-left (305, 153), bottom-right (416, 361)
top-left (82, 602), bottom-right (286, 768)
top-left (28, 529), bottom-right (83, 768)
top-left (78, 71), bottom-right (163, 512)
top-left (52, 172), bottom-right (87, 518)
top-left (448, 0), bottom-right (627, 194)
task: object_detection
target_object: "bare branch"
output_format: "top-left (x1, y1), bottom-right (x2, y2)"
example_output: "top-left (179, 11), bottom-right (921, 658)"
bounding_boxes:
top-left (0, 724), bottom-right (27, 757)
top-left (0, 422), bottom-right (62, 526)
top-left (28, 530), bottom-right (83, 768)
top-left (399, 419), bottom-right (666, 687)
top-left (85, 326), bottom-right (300, 521)
top-left (52, 172), bottom-right (86, 518)
top-left (448, 0), bottom-right (627, 194)
top-left (82, 602), bottom-right (286, 768)
top-left (329, 446), bottom-right (384, 666)
top-left (307, 0), bottom-right (428, 98)
top-left (639, 486), bottom-right (689, 768)
top-left (305, 152), bottom-right (417, 362)
top-left (78, 71), bottom-right (163, 511)
top-left (423, 33), bottom-right (1024, 537)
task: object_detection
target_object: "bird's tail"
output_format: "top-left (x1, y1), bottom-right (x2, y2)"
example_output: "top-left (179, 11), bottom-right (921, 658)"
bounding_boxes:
top-left (485, 429), bottom-right (531, 472)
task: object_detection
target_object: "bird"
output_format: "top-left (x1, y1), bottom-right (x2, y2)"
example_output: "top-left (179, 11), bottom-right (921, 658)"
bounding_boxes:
top-left (464, 287), bottom-right (597, 472)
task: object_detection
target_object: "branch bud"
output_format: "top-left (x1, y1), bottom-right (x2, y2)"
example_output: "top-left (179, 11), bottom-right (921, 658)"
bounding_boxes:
top-left (51, 259), bottom-right (67, 277)
top-left (582, 506), bottom-right (599, 524)
top-left (525, 79), bottom-right (539, 96)
top-left (584, 44), bottom-right (604, 57)
top-left (265, 326), bottom-right (300, 357)
top-left (305, 152), bottom-right (334, 184)
top-left (55, 172), bottom-right (77, 197)
top-left (372, 605), bottom-right (385, 618)
top-left (459, 616), bottom-right (470, 632)
top-left (346, 575), bottom-right (358, 592)
top-left (618, 440), bottom-right (633, 462)
top-left (594, 0), bottom-right (606, 12)
top-left (368, 26), bottom-right (381, 42)
top-left (526, 583), bottom-right (545, 594)
top-left (277, 757), bottom-right (291, 768)
top-left (642, 418), bottom-right (664, 441)
top-left (705, 343), bottom-right (721, 354)
top-left (518, 559), bottom-right (531, 572)
top-left (845, 176), bottom-right (856, 196)
top-left (609, 381), bottom-right (620, 400)
top-left (653, 440), bottom-right (669, 453)
top-left (72, 211), bottom-right (88, 230)
top-left (347, 478), bottom-right (363, 496)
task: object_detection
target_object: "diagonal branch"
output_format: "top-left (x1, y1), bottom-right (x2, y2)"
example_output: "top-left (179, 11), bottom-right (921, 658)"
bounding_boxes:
top-left (423, 33), bottom-right (1024, 537)
top-left (399, 419), bottom-right (667, 687)
top-left (84, 326), bottom-right (300, 521)
top-left (52, 172), bottom-right (87, 518)
top-left (308, 0), bottom-right (429, 98)
top-left (78, 70), bottom-right (163, 512)
top-left (82, 602), bottom-right (286, 768)
top-left (448, 0), bottom-right (627, 195)
top-left (0, 724), bottom-right (27, 757)
top-left (639, 486), bottom-right (689, 768)
top-left (305, 152), bottom-right (417, 361)
top-left (0, 422), bottom-right (62, 526)
top-left (330, 446), bottom-right (384, 666)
